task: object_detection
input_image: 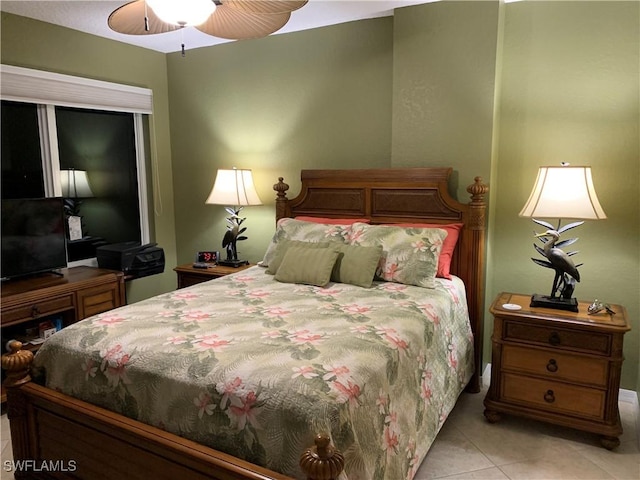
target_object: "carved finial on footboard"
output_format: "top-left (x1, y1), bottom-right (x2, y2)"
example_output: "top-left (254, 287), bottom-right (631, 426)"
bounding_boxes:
top-left (299, 433), bottom-right (344, 480)
top-left (274, 177), bottom-right (290, 223)
top-left (1, 340), bottom-right (34, 389)
top-left (2, 341), bottom-right (35, 463)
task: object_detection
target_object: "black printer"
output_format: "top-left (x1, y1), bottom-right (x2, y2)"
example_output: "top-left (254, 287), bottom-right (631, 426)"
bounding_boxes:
top-left (96, 242), bottom-right (165, 279)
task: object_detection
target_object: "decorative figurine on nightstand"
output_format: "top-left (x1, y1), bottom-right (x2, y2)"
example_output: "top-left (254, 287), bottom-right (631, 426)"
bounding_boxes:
top-left (530, 220), bottom-right (583, 309)
top-left (221, 206), bottom-right (249, 266)
top-left (588, 299), bottom-right (616, 315)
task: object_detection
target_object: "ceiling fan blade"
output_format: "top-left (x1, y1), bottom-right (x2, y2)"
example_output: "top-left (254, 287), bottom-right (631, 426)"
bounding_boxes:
top-left (108, 0), bottom-right (180, 35)
top-left (196, 5), bottom-right (290, 40)
top-left (223, 0), bottom-right (308, 15)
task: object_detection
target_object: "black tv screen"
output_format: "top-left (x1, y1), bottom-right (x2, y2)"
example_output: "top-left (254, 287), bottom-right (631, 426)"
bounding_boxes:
top-left (1, 198), bottom-right (67, 280)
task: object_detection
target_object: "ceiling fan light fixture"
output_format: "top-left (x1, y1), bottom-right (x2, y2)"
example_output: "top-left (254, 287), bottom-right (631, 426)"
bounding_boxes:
top-left (108, 0), bottom-right (309, 44)
top-left (146, 0), bottom-right (216, 27)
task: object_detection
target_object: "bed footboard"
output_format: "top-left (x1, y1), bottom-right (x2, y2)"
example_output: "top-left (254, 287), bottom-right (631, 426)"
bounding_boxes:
top-left (2, 341), bottom-right (343, 480)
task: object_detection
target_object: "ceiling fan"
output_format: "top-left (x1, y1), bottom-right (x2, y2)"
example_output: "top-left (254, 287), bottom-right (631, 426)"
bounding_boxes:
top-left (109, 0), bottom-right (308, 53)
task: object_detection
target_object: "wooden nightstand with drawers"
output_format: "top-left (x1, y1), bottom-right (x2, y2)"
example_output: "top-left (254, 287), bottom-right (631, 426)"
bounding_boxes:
top-left (174, 263), bottom-right (254, 288)
top-left (483, 292), bottom-right (630, 449)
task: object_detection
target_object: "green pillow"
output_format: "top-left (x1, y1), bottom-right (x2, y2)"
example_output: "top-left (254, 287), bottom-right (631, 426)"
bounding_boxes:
top-left (331, 244), bottom-right (383, 288)
top-left (266, 240), bottom-right (331, 275)
top-left (274, 246), bottom-right (340, 287)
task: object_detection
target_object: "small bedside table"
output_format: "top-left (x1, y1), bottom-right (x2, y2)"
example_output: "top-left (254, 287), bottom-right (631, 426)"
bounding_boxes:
top-left (483, 292), bottom-right (630, 449)
top-left (174, 263), bottom-right (254, 288)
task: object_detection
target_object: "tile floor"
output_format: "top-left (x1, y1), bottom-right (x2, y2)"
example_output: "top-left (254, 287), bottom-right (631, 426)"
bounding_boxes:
top-left (1, 378), bottom-right (638, 479)
top-left (415, 380), bottom-right (639, 480)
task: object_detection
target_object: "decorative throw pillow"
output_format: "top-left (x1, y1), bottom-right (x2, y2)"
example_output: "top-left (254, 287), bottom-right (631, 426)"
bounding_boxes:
top-left (274, 245), bottom-right (341, 287)
top-left (295, 216), bottom-right (371, 225)
top-left (266, 239), bottom-right (331, 275)
top-left (348, 223), bottom-right (447, 289)
top-left (330, 244), bottom-right (383, 288)
top-left (262, 218), bottom-right (351, 268)
top-left (389, 223), bottom-right (463, 279)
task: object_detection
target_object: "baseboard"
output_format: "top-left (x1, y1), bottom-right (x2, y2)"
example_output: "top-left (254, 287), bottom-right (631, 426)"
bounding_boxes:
top-left (482, 363), bottom-right (491, 388)
top-left (618, 388), bottom-right (639, 405)
top-left (617, 388), bottom-right (640, 448)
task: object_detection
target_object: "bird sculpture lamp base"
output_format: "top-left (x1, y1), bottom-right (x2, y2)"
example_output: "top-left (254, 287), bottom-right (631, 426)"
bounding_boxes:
top-left (530, 294), bottom-right (579, 312)
top-left (218, 259), bottom-right (250, 268)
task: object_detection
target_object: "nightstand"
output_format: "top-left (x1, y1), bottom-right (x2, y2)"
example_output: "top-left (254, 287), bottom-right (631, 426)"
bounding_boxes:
top-left (173, 263), bottom-right (254, 288)
top-left (483, 292), bottom-right (630, 449)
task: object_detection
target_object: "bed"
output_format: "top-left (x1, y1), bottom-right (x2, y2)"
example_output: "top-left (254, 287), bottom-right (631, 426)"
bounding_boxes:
top-left (2, 168), bottom-right (488, 480)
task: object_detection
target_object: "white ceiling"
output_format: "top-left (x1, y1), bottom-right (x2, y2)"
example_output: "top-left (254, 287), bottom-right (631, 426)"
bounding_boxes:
top-left (1, 1), bottom-right (435, 54)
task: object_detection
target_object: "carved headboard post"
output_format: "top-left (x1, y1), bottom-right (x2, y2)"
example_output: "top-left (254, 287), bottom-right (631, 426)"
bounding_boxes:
top-left (274, 177), bottom-right (290, 223)
top-left (464, 177), bottom-right (489, 393)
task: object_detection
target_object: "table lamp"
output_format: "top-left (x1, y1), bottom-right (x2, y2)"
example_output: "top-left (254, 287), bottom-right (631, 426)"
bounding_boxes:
top-left (519, 164), bottom-right (606, 311)
top-left (60, 169), bottom-right (94, 216)
top-left (205, 168), bottom-right (262, 267)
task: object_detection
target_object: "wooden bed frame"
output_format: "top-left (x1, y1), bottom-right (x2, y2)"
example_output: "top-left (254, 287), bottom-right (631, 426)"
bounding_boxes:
top-left (2, 168), bottom-right (487, 480)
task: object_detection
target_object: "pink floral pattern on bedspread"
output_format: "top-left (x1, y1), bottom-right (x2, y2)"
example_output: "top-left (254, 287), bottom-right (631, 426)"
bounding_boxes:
top-left (33, 267), bottom-right (473, 480)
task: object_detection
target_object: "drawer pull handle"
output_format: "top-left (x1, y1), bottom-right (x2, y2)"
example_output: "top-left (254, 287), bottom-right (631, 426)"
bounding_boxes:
top-left (548, 332), bottom-right (561, 346)
top-left (544, 390), bottom-right (555, 403)
top-left (546, 359), bottom-right (558, 372)
top-left (31, 305), bottom-right (40, 317)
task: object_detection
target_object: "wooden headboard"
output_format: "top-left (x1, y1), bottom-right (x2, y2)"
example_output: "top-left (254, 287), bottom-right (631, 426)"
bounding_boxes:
top-left (273, 168), bottom-right (488, 392)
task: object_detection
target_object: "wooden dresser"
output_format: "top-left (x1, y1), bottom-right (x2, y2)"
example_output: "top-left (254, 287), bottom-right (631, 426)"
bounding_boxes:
top-left (1, 266), bottom-right (126, 403)
top-left (484, 292), bottom-right (630, 449)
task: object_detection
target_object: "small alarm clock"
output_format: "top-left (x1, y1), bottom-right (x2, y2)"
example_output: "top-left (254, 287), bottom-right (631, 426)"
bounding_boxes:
top-left (196, 251), bottom-right (219, 263)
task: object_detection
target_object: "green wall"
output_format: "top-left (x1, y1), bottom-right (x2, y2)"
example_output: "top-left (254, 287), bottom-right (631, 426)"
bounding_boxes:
top-left (385, 0), bottom-right (639, 393)
top-left (2, 1), bottom-right (638, 394)
top-left (492, 1), bottom-right (639, 395)
top-left (391, 0), bottom-right (499, 201)
top-left (166, 18), bottom-right (393, 265)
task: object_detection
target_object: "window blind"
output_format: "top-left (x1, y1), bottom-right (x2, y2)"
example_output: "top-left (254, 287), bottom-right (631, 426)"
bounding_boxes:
top-left (1, 64), bottom-right (153, 114)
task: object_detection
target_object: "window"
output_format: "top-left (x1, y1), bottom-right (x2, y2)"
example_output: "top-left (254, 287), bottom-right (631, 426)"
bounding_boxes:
top-left (56, 107), bottom-right (141, 250)
top-left (0, 65), bottom-right (153, 263)
top-left (1, 101), bottom-right (44, 198)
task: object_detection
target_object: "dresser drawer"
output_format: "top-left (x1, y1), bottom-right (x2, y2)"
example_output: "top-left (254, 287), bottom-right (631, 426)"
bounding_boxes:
top-left (77, 285), bottom-right (121, 320)
top-left (501, 372), bottom-right (605, 419)
top-left (1, 294), bottom-right (75, 327)
top-left (502, 344), bottom-right (609, 387)
top-left (503, 320), bottom-right (611, 355)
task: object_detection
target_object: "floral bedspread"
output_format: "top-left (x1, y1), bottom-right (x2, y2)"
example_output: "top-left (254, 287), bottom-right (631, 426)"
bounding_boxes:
top-left (33, 267), bottom-right (474, 480)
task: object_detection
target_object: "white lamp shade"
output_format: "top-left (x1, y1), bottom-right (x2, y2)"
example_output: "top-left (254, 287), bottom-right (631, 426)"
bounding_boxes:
top-left (205, 168), bottom-right (262, 207)
top-left (146, 0), bottom-right (216, 26)
top-left (519, 166), bottom-right (606, 220)
top-left (60, 169), bottom-right (94, 198)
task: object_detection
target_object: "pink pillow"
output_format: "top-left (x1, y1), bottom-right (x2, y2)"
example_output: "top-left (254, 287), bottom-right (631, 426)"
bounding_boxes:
top-left (389, 223), bottom-right (463, 279)
top-left (295, 216), bottom-right (371, 225)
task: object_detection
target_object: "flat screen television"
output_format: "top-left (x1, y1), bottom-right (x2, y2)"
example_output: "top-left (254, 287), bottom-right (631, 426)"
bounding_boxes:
top-left (1, 197), bottom-right (67, 280)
